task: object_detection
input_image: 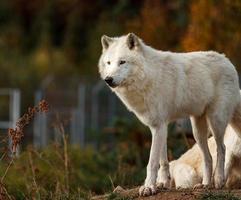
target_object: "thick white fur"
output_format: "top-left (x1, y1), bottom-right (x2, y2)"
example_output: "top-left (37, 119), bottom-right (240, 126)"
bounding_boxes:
top-left (98, 33), bottom-right (241, 196)
top-left (170, 124), bottom-right (241, 189)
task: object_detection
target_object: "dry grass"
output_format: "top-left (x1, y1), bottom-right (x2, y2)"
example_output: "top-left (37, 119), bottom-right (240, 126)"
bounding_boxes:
top-left (8, 100), bottom-right (49, 154)
top-left (0, 100), bottom-right (49, 200)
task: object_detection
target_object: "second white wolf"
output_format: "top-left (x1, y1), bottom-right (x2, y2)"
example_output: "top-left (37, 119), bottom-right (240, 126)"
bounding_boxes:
top-left (98, 33), bottom-right (241, 196)
top-left (170, 124), bottom-right (241, 189)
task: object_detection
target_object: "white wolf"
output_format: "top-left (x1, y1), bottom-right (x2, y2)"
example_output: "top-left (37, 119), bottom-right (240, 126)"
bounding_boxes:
top-left (98, 33), bottom-right (241, 196)
top-left (170, 124), bottom-right (241, 189)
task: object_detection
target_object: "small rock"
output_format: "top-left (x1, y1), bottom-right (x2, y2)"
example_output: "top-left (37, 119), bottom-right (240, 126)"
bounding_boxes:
top-left (113, 186), bottom-right (124, 193)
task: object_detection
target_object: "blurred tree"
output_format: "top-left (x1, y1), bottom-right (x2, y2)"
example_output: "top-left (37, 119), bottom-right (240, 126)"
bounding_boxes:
top-left (126, 0), bottom-right (190, 50)
top-left (0, 0), bottom-right (240, 112)
top-left (84, 0), bottom-right (142, 75)
top-left (182, 0), bottom-right (241, 70)
top-left (11, 0), bottom-right (48, 51)
top-left (62, 0), bottom-right (102, 65)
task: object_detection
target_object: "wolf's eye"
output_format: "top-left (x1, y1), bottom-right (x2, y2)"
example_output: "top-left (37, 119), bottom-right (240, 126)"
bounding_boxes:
top-left (107, 61), bottom-right (111, 65)
top-left (119, 60), bottom-right (126, 65)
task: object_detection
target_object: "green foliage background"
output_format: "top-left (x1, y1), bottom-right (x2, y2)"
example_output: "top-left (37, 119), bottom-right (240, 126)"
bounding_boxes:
top-left (0, 0), bottom-right (241, 199)
top-left (0, 0), bottom-right (240, 109)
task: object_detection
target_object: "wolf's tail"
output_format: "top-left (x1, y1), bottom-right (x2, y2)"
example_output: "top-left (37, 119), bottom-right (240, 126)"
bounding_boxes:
top-left (230, 98), bottom-right (241, 138)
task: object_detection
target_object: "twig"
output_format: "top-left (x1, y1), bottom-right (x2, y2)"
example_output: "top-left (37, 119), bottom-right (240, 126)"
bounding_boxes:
top-left (0, 152), bottom-right (7, 162)
top-left (28, 151), bottom-right (40, 199)
top-left (63, 133), bottom-right (69, 196)
top-left (108, 175), bottom-right (115, 191)
top-left (1, 158), bottom-right (14, 183)
top-left (0, 183), bottom-right (13, 200)
top-left (54, 114), bottom-right (70, 196)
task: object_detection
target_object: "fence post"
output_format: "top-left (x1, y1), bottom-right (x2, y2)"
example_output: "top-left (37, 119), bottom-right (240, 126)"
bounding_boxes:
top-left (91, 81), bottom-right (105, 130)
top-left (9, 89), bottom-right (21, 155)
top-left (78, 84), bottom-right (86, 146)
top-left (33, 90), bottom-right (48, 148)
top-left (70, 84), bottom-right (86, 146)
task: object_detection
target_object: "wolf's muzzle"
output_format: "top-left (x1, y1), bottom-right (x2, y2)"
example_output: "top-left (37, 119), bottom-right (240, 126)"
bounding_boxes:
top-left (104, 77), bottom-right (116, 87)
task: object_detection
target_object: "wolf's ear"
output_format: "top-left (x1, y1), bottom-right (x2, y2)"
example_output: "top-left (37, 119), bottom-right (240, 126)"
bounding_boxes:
top-left (101, 35), bottom-right (113, 50)
top-left (126, 33), bottom-right (139, 50)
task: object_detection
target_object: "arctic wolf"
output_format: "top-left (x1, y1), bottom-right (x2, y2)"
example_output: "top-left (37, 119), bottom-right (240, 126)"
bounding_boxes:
top-left (98, 33), bottom-right (241, 196)
top-left (170, 124), bottom-right (241, 189)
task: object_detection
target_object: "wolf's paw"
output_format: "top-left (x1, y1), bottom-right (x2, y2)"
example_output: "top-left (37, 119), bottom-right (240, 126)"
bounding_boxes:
top-left (214, 175), bottom-right (225, 189)
top-left (139, 185), bottom-right (157, 196)
top-left (176, 186), bottom-right (185, 190)
top-left (193, 183), bottom-right (210, 190)
top-left (156, 170), bottom-right (171, 189)
top-left (156, 180), bottom-right (170, 189)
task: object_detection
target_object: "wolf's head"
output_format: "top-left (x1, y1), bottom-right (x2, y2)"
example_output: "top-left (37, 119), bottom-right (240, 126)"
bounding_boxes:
top-left (98, 33), bottom-right (145, 88)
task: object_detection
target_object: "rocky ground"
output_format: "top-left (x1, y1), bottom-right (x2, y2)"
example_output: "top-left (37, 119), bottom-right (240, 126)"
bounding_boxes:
top-left (92, 186), bottom-right (241, 200)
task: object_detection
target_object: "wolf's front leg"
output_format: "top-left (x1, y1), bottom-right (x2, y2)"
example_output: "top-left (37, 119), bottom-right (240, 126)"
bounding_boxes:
top-left (139, 124), bottom-right (169, 196)
top-left (156, 160), bottom-right (170, 188)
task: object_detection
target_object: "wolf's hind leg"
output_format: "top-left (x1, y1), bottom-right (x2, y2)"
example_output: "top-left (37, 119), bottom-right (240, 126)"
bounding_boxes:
top-left (224, 150), bottom-right (233, 184)
top-left (171, 163), bottom-right (200, 189)
top-left (207, 110), bottom-right (230, 189)
top-left (190, 115), bottom-right (212, 188)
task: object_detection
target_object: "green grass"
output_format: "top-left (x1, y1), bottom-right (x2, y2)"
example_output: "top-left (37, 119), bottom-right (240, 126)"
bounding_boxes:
top-left (0, 118), bottom-right (195, 199)
top-left (199, 192), bottom-right (241, 200)
top-left (0, 138), bottom-right (146, 199)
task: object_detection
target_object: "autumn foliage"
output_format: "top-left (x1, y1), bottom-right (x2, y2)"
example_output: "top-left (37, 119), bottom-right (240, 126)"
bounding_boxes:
top-left (183, 0), bottom-right (241, 65)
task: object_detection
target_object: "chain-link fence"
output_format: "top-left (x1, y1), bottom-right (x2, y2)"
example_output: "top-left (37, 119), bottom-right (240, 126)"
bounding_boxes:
top-left (0, 84), bottom-right (192, 149)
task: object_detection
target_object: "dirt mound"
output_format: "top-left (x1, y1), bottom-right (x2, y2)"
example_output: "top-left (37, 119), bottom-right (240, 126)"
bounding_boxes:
top-left (92, 186), bottom-right (241, 200)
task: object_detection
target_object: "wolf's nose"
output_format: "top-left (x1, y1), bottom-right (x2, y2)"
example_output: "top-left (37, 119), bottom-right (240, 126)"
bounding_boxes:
top-left (104, 77), bottom-right (114, 86)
